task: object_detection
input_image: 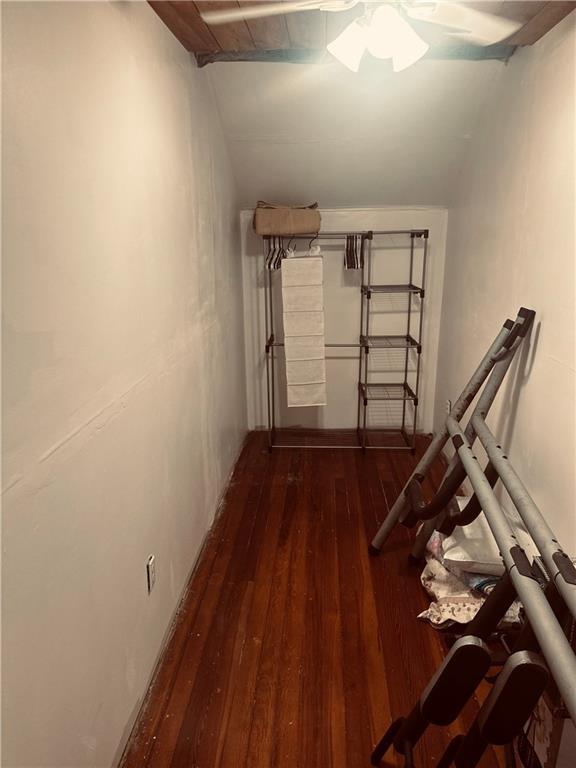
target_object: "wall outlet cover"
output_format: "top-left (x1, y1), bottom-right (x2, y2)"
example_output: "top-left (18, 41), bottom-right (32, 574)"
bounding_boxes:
top-left (146, 555), bottom-right (156, 594)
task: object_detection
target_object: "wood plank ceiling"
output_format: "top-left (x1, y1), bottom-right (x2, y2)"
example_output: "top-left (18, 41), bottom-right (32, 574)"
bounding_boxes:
top-left (150, 1), bottom-right (576, 65)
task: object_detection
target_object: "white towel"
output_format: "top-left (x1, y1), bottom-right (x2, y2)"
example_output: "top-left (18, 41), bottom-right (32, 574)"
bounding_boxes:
top-left (285, 359), bottom-right (326, 385)
top-left (283, 310), bottom-right (325, 337)
top-left (282, 257), bottom-right (326, 408)
top-left (281, 257), bottom-right (323, 287)
top-left (282, 285), bottom-right (323, 312)
top-left (286, 382), bottom-right (326, 408)
top-left (285, 335), bottom-right (325, 361)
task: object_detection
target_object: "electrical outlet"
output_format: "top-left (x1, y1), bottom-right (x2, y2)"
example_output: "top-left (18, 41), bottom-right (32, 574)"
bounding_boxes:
top-left (446, 399), bottom-right (452, 414)
top-left (146, 555), bottom-right (156, 594)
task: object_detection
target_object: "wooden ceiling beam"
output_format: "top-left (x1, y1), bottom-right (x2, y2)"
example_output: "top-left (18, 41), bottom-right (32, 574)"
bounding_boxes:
top-left (507, 1), bottom-right (576, 45)
top-left (240, 2), bottom-right (291, 48)
top-left (196, 43), bottom-right (517, 67)
top-left (150, 0), bottom-right (575, 56)
top-left (149, 1), bottom-right (218, 51)
top-left (194, 1), bottom-right (256, 50)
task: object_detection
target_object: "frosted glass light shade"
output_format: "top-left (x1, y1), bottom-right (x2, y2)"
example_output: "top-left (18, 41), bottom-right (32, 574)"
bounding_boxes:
top-left (367, 5), bottom-right (429, 71)
top-left (327, 20), bottom-right (367, 72)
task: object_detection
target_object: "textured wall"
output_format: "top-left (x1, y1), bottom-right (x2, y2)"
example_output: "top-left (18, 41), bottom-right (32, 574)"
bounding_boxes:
top-left (2, 2), bottom-right (246, 765)
top-left (435, 13), bottom-right (575, 551)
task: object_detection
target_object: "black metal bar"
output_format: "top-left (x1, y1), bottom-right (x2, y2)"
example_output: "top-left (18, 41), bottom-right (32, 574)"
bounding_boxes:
top-left (439, 462), bottom-right (499, 536)
top-left (401, 461), bottom-right (467, 526)
top-left (372, 636), bottom-right (491, 766)
top-left (443, 652), bottom-right (549, 768)
top-left (465, 571), bottom-right (517, 641)
top-left (371, 719), bottom-right (404, 766)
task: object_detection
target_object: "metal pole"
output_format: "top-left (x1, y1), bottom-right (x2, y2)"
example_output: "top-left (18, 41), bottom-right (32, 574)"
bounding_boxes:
top-left (362, 238), bottom-right (373, 449)
top-left (278, 229), bottom-right (428, 240)
top-left (357, 237), bottom-right (367, 435)
top-left (409, 331), bottom-right (525, 559)
top-left (402, 236), bottom-right (414, 433)
top-left (414, 235), bottom-right (427, 403)
top-left (472, 415), bottom-right (576, 619)
top-left (370, 321), bottom-right (514, 553)
top-left (446, 416), bottom-right (576, 722)
top-left (411, 236), bottom-right (427, 450)
top-left (264, 243), bottom-right (272, 450)
top-left (269, 269), bottom-right (276, 442)
top-left (271, 341), bottom-right (363, 348)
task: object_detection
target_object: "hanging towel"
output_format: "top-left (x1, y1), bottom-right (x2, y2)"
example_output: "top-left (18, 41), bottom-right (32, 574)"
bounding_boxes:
top-left (283, 310), bottom-right (325, 337)
top-left (284, 335), bottom-right (324, 361)
top-left (281, 256), bottom-right (323, 286)
top-left (282, 285), bottom-right (323, 312)
top-left (281, 257), bottom-right (326, 408)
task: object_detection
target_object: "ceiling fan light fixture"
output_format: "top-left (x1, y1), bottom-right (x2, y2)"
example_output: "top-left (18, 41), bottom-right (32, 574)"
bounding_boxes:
top-left (367, 5), bottom-right (429, 71)
top-left (326, 19), bottom-right (367, 72)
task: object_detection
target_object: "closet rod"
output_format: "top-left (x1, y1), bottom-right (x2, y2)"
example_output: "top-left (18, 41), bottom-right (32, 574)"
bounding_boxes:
top-left (264, 231), bottom-right (365, 240)
top-left (268, 340), bottom-right (360, 349)
top-left (263, 229), bottom-right (428, 240)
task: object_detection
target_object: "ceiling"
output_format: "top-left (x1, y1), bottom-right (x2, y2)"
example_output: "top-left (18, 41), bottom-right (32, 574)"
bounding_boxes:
top-left (208, 56), bottom-right (502, 207)
top-left (150, 2), bottom-right (575, 208)
top-left (150, 1), bottom-right (576, 64)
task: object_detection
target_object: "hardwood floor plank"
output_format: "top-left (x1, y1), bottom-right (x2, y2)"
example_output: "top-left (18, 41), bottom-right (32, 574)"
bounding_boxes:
top-left (216, 452), bottom-right (291, 768)
top-left (334, 472), bottom-right (378, 765)
top-left (298, 450), bottom-right (347, 768)
top-left (244, 451), bottom-right (302, 768)
top-left (342, 453), bottom-right (394, 742)
top-left (269, 450), bottom-right (310, 767)
top-left (122, 431), bottom-right (501, 768)
top-left (167, 455), bottom-right (278, 767)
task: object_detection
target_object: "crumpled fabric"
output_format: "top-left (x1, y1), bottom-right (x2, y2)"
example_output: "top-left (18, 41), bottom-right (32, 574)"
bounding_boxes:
top-left (418, 552), bottom-right (521, 630)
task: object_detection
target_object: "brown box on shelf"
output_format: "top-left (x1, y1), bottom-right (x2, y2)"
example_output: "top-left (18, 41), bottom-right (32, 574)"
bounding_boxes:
top-left (253, 200), bottom-right (321, 236)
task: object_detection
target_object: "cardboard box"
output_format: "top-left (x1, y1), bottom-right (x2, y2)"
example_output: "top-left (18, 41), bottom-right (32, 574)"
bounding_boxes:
top-left (253, 201), bottom-right (321, 236)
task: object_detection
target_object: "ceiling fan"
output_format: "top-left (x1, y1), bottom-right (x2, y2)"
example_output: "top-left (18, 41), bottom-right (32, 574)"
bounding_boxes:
top-left (199, 2), bottom-right (522, 70)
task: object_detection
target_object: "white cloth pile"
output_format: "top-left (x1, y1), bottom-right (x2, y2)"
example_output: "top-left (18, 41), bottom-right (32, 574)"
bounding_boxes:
top-left (417, 502), bottom-right (531, 629)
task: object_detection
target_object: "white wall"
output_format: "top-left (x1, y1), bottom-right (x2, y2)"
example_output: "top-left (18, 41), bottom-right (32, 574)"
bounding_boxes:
top-left (2, 2), bottom-right (246, 766)
top-left (435, 12), bottom-right (575, 554)
top-left (242, 207), bottom-right (447, 434)
top-left (209, 58), bottom-right (502, 208)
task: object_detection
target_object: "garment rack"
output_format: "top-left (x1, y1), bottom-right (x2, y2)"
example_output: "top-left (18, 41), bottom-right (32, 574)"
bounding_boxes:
top-left (263, 229), bottom-right (429, 450)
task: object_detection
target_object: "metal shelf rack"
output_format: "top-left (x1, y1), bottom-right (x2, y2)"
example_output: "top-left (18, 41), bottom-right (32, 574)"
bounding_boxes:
top-left (263, 229), bottom-right (428, 450)
top-left (361, 283), bottom-right (424, 297)
top-left (357, 230), bottom-right (428, 451)
top-left (360, 334), bottom-right (421, 350)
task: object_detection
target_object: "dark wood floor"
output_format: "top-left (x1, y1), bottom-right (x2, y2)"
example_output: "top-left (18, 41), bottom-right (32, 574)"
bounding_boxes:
top-left (120, 431), bottom-right (501, 768)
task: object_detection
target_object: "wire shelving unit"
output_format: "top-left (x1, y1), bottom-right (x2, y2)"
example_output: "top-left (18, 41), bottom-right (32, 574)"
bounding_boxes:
top-left (263, 229), bottom-right (428, 450)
